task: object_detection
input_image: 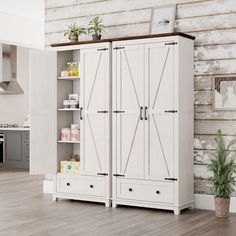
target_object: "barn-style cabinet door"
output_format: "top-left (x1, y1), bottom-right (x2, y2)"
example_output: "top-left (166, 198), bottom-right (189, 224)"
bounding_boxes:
top-left (30, 49), bottom-right (57, 175)
top-left (144, 42), bottom-right (176, 181)
top-left (112, 43), bottom-right (145, 179)
top-left (80, 44), bottom-right (110, 177)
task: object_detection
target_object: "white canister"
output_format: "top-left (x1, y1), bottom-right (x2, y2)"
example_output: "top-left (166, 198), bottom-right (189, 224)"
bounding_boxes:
top-left (61, 128), bottom-right (71, 141)
top-left (71, 124), bottom-right (79, 129)
top-left (71, 128), bottom-right (80, 142)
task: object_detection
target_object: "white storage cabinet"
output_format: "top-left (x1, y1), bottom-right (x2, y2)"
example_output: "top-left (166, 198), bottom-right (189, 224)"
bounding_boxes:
top-left (112, 35), bottom-right (194, 215)
top-left (30, 42), bottom-right (112, 207)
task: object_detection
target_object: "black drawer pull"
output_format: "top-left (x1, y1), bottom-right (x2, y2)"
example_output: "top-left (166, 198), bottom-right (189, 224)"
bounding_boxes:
top-left (66, 183), bottom-right (70, 186)
top-left (156, 190), bottom-right (160, 194)
top-left (165, 178), bottom-right (178, 181)
top-left (165, 110), bottom-right (177, 113)
top-left (129, 188), bottom-right (133, 192)
top-left (90, 185), bottom-right (94, 188)
top-left (113, 174), bottom-right (125, 177)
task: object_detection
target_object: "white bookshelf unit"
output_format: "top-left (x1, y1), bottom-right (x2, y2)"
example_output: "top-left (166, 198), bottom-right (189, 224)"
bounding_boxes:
top-left (54, 43), bottom-right (111, 207)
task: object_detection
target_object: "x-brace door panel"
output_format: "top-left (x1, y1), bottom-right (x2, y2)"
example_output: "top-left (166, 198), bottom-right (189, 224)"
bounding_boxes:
top-left (145, 42), bottom-right (175, 181)
top-left (80, 46), bottom-right (110, 176)
top-left (114, 44), bottom-right (145, 179)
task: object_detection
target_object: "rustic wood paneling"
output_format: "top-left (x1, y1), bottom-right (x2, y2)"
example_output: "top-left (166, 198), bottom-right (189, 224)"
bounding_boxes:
top-left (176, 0), bottom-right (236, 19)
top-left (194, 44), bottom-right (236, 61)
top-left (194, 135), bottom-right (236, 150)
top-left (45, 0), bottom-right (236, 196)
top-left (195, 120), bottom-right (236, 135)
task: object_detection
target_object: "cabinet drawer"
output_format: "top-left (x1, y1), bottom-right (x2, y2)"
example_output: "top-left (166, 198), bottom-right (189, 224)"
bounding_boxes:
top-left (57, 175), bottom-right (105, 197)
top-left (117, 179), bottom-right (174, 204)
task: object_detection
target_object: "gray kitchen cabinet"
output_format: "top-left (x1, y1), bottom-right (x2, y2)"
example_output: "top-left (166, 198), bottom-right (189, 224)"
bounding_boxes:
top-left (4, 131), bottom-right (29, 169)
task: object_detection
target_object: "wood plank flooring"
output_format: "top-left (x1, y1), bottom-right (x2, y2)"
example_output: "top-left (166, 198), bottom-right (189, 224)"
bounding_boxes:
top-left (0, 166), bottom-right (236, 236)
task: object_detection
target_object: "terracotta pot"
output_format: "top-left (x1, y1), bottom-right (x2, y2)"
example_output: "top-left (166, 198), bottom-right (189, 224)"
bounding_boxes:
top-left (214, 196), bottom-right (230, 217)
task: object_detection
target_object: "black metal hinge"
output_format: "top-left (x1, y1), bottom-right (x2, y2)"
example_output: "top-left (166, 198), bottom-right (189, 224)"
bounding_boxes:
top-left (97, 110), bottom-right (109, 113)
top-left (113, 174), bottom-right (125, 177)
top-left (97, 173), bottom-right (108, 176)
top-left (113, 46), bottom-right (125, 50)
top-left (165, 178), bottom-right (178, 181)
top-left (165, 42), bottom-right (177, 45)
top-left (165, 110), bottom-right (178, 113)
top-left (113, 110), bottom-right (125, 113)
top-left (97, 48), bottom-right (108, 51)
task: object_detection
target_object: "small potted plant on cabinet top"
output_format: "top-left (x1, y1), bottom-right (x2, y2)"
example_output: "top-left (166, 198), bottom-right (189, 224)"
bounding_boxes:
top-left (88, 16), bottom-right (105, 40)
top-left (64, 23), bottom-right (86, 42)
top-left (207, 129), bottom-right (236, 217)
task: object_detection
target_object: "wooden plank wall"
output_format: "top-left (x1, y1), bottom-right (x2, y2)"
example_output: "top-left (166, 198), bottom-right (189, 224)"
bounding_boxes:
top-left (45, 0), bottom-right (236, 196)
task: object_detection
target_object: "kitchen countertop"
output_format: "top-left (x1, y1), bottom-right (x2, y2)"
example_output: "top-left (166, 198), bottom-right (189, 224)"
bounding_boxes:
top-left (0, 127), bottom-right (30, 131)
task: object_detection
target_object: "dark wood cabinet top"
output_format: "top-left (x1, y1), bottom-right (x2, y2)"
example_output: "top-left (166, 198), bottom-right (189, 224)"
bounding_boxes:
top-left (50, 32), bottom-right (195, 47)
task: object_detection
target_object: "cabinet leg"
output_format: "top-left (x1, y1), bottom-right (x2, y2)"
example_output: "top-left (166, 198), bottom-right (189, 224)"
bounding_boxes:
top-left (112, 202), bottom-right (117, 208)
top-left (52, 195), bottom-right (58, 202)
top-left (105, 200), bottom-right (111, 207)
top-left (174, 208), bottom-right (180, 215)
top-left (189, 203), bottom-right (194, 210)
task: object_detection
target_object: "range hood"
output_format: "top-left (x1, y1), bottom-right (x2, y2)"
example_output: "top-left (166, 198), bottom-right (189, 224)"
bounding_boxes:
top-left (0, 80), bottom-right (24, 94)
top-left (0, 45), bottom-right (24, 95)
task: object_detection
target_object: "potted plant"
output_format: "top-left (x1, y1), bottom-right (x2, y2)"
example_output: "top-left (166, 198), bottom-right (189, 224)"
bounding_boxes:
top-left (64, 23), bottom-right (86, 42)
top-left (88, 16), bottom-right (105, 40)
top-left (207, 129), bottom-right (236, 217)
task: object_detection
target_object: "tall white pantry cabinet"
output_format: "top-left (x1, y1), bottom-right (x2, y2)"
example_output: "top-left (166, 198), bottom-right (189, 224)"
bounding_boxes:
top-left (30, 33), bottom-right (194, 215)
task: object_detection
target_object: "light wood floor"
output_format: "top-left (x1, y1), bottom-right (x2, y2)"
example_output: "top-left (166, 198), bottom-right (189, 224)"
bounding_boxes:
top-left (0, 166), bottom-right (236, 236)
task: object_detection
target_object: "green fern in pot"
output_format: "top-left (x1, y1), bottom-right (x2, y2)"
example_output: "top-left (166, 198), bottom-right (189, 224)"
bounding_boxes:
top-left (64, 23), bottom-right (86, 42)
top-left (207, 129), bottom-right (236, 217)
top-left (88, 16), bottom-right (105, 40)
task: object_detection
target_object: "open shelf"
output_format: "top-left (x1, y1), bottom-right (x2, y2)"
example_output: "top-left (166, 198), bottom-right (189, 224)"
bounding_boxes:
top-left (57, 140), bottom-right (80, 144)
top-left (58, 76), bottom-right (80, 80)
top-left (58, 108), bottom-right (80, 111)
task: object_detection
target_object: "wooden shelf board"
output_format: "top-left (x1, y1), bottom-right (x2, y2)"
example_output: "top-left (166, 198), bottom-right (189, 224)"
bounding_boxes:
top-left (57, 140), bottom-right (80, 144)
top-left (58, 76), bottom-right (80, 80)
top-left (58, 108), bottom-right (80, 111)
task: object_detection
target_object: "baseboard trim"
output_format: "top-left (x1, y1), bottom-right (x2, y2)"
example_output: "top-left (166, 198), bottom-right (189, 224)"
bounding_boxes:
top-left (194, 194), bottom-right (236, 213)
top-left (43, 180), bottom-right (53, 194)
top-left (43, 181), bottom-right (236, 212)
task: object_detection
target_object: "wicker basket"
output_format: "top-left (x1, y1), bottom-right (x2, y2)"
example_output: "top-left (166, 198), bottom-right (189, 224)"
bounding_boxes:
top-left (214, 197), bottom-right (230, 217)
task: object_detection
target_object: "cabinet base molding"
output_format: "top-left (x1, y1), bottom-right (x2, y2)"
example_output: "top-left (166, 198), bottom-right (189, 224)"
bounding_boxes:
top-left (111, 199), bottom-right (194, 215)
top-left (53, 193), bottom-right (111, 207)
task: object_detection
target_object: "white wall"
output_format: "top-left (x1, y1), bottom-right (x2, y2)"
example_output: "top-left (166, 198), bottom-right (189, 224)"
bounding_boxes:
top-left (0, 0), bottom-right (44, 48)
top-left (0, 47), bottom-right (30, 125)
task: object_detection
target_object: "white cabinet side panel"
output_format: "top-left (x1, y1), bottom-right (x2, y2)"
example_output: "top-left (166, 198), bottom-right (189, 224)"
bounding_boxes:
top-left (30, 49), bottom-right (57, 175)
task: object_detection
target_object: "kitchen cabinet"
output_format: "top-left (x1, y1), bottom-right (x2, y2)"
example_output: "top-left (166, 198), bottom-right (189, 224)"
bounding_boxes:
top-left (3, 131), bottom-right (29, 169)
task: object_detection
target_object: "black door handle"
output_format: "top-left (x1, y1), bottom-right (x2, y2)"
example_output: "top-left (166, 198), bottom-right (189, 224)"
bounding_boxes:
top-left (66, 183), bottom-right (70, 186)
top-left (144, 106), bottom-right (148, 120)
top-left (140, 106), bottom-right (143, 120)
top-left (156, 190), bottom-right (160, 194)
top-left (80, 107), bottom-right (83, 120)
top-left (90, 185), bottom-right (94, 188)
top-left (129, 188), bottom-right (133, 192)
